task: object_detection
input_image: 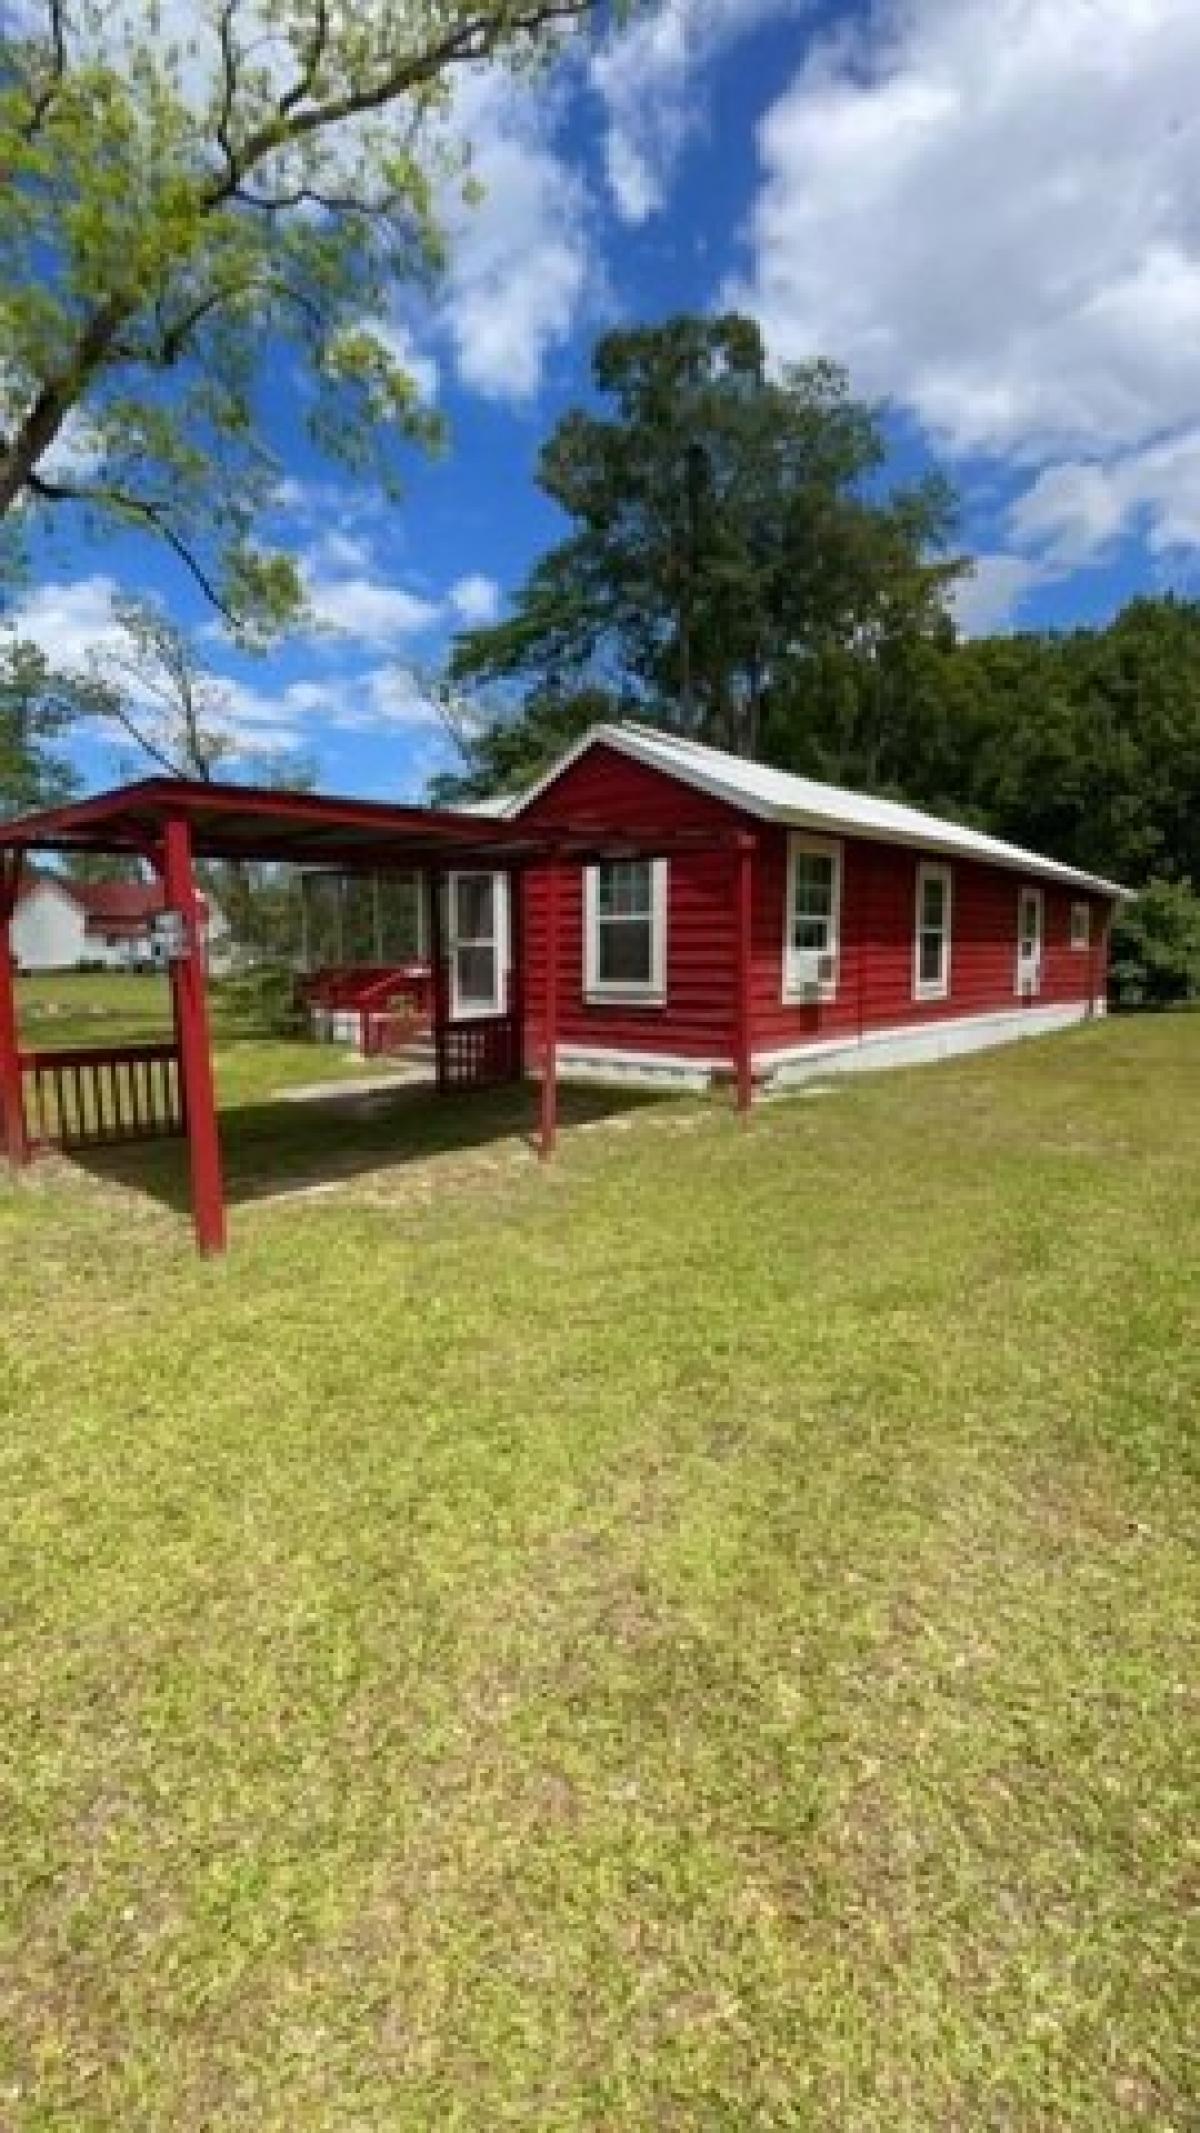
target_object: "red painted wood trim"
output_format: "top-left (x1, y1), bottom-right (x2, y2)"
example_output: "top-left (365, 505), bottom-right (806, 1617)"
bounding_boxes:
top-left (734, 835), bottom-right (755, 1114)
top-left (18, 1041), bottom-right (178, 1072)
top-left (163, 816), bottom-right (226, 1257)
top-left (0, 857), bottom-right (29, 1169)
top-left (539, 857), bottom-right (561, 1160)
top-left (508, 863), bottom-right (527, 1082)
top-left (427, 867), bottom-right (448, 1095)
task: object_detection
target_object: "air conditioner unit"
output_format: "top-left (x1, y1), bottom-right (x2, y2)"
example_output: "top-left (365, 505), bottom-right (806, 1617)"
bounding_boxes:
top-left (792, 950), bottom-right (835, 1000)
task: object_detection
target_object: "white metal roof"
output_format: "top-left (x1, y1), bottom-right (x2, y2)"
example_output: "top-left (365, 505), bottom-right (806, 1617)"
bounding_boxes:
top-left (508, 721), bottom-right (1133, 899)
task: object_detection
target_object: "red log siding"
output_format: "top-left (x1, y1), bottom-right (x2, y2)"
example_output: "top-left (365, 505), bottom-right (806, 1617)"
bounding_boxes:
top-left (521, 749), bottom-right (739, 1057)
top-left (752, 830), bottom-right (1107, 1053)
top-left (519, 742), bottom-right (1111, 1064)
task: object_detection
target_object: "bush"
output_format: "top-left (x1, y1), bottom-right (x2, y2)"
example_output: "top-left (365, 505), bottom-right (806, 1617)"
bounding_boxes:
top-left (213, 958), bottom-right (307, 1037)
top-left (1110, 877), bottom-right (1200, 1010)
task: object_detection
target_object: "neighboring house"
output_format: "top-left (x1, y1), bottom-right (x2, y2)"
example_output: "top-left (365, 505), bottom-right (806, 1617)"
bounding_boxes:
top-left (443, 723), bottom-right (1129, 1090)
top-left (12, 870), bottom-right (229, 974)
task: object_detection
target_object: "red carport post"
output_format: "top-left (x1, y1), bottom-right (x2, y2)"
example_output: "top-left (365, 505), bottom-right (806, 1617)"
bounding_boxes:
top-left (734, 833), bottom-right (756, 1114)
top-left (162, 816), bottom-right (226, 1257)
top-left (508, 863), bottom-right (526, 1081)
top-left (0, 853), bottom-right (30, 1170)
top-left (427, 867), bottom-right (448, 1093)
top-left (539, 853), bottom-right (562, 1160)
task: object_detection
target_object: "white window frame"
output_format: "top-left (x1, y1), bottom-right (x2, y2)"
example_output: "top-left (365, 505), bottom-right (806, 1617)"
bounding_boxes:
top-left (448, 870), bottom-right (509, 1020)
top-left (913, 860), bottom-right (953, 1003)
top-left (583, 858), bottom-right (667, 1005)
top-left (782, 833), bottom-right (842, 1003)
top-left (1070, 899), bottom-right (1091, 951)
top-left (1015, 882), bottom-right (1045, 997)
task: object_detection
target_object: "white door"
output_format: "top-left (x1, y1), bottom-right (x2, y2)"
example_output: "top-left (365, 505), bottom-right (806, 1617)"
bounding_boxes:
top-left (449, 872), bottom-right (506, 1019)
top-left (1016, 884), bottom-right (1044, 996)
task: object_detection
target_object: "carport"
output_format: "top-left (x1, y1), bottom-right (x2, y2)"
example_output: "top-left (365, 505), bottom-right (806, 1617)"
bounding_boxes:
top-left (0, 778), bottom-right (755, 1255)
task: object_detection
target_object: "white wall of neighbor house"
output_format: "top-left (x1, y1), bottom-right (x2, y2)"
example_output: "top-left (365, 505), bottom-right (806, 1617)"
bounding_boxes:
top-left (201, 902), bottom-right (232, 974)
top-left (12, 881), bottom-right (232, 973)
top-left (10, 882), bottom-right (90, 971)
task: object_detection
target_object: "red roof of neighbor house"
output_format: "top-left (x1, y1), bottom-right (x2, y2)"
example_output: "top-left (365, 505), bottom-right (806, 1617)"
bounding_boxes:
top-left (72, 880), bottom-right (165, 921)
top-left (16, 869), bottom-right (205, 930)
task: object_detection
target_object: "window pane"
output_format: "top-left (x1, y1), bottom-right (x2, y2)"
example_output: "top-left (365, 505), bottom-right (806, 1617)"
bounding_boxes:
top-left (920, 930), bottom-right (943, 986)
top-left (455, 876), bottom-right (493, 942)
top-left (922, 876), bottom-right (946, 928)
top-left (794, 854), bottom-right (834, 909)
top-left (456, 944), bottom-right (496, 1004)
top-left (597, 861), bottom-right (651, 920)
top-left (793, 916), bottom-right (830, 953)
top-left (598, 917), bottom-right (652, 986)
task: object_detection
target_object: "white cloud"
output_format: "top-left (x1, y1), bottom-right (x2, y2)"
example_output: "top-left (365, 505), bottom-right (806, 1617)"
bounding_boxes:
top-left (365, 318), bottom-right (440, 403)
top-left (300, 565), bottom-right (441, 650)
top-left (3, 574), bottom-right (307, 759)
top-left (3, 575), bottom-right (124, 668)
top-left (306, 528), bottom-right (375, 575)
top-left (1010, 428), bottom-right (1200, 565)
top-left (448, 573), bottom-right (501, 627)
top-left (950, 553), bottom-right (1049, 637)
top-left (2, 573), bottom-right (445, 768)
top-left (592, 0), bottom-right (808, 224)
top-left (343, 666), bottom-right (439, 733)
top-left (437, 71), bottom-right (594, 402)
top-left (219, 666), bottom-right (439, 747)
top-left (732, 0), bottom-right (1200, 464)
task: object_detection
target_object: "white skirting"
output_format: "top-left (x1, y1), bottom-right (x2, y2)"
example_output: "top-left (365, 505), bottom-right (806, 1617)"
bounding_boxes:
top-left (760, 999), bottom-right (1095, 1086)
top-left (545, 999), bottom-right (1100, 1092)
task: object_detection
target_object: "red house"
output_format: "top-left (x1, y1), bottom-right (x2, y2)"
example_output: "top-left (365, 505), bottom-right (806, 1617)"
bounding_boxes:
top-left (460, 723), bottom-right (1129, 1092)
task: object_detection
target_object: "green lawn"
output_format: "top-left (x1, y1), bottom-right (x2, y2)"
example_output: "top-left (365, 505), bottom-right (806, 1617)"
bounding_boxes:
top-left (1, 984), bottom-right (1196, 2131)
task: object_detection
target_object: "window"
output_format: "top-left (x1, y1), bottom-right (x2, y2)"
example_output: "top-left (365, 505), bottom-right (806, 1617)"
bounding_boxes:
top-left (1070, 900), bottom-right (1091, 951)
top-left (1016, 884), bottom-right (1044, 995)
top-left (784, 835), bottom-right (841, 1000)
top-left (584, 859), bottom-right (666, 1001)
top-left (449, 872), bottom-right (507, 1018)
top-left (913, 861), bottom-right (952, 1001)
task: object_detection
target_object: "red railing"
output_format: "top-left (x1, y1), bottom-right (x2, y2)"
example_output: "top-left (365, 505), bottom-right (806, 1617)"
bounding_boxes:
top-left (436, 1013), bottom-right (521, 1091)
top-left (361, 1006), bottom-right (426, 1058)
top-left (20, 1043), bottom-right (184, 1151)
top-left (301, 963), bottom-right (433, 1051)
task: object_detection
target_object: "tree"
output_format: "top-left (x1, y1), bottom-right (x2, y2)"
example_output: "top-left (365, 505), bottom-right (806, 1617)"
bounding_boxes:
top-left (95, 596), bottom-right (238, 780)
top-left (0, 0), bottom-right (616, 637)
top-left (430, 678), bottom-right (612, 802)
top-left (883, 598), bottom-right (1200, 893)
top-left (0, 634), bottom-right (110, 816)
top-left (1111, 878), bottom-right (1200, 1010)
top-left (447, 314), bottom-right (963, 782)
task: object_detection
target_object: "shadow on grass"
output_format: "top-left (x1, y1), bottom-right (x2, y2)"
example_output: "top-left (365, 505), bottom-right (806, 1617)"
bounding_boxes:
top-left (66, 1076), bottom-right (675, 1217)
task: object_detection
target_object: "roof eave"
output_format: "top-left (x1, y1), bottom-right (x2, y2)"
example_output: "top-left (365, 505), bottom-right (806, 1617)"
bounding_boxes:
top-left (768, 804), bottom-right (1133, 900)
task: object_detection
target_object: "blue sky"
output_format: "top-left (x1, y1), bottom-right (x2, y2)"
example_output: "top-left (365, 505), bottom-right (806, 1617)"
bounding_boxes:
top-left (14, 0), bottom-right (1200, 800)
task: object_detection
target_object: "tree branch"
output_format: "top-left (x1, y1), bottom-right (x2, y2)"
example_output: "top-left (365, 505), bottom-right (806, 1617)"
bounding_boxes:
top-left (214, 0), bottom-right (241, 172)
top-left (232, 179), bottom-right (405, 217)
top-left (100, 694), bottom-right (193, 781)
top-left (205, 1), bottom-right (595, 207)
top-left (27, 471), bottom-right (242, 629)
top-left (18, 0), bottom-right (67, 143)
top-left (276, 0), bottom-right (330, 119)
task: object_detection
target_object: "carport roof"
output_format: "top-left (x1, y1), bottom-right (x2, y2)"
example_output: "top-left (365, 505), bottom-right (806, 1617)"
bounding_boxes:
top-left (0, 775), bottom-right (743, 871)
